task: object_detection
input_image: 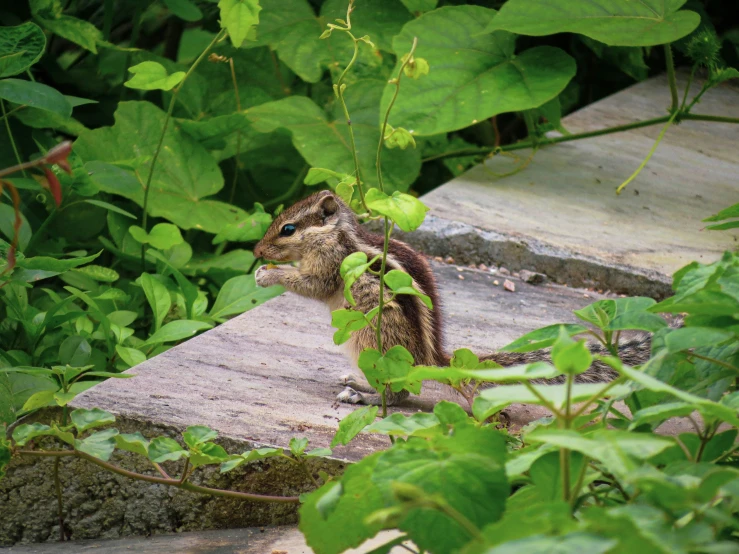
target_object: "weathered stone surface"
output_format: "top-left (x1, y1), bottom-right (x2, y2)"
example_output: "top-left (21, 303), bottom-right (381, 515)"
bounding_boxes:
top-left (394, 72), bottom-right (738, 297)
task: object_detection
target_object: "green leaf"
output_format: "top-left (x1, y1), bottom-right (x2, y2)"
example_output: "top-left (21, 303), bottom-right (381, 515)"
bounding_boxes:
top-left (129, 223), bottom-right (184, 250)
top-left (299, 453), bottom-right (385, 554)
top-left (148, 436), bottom-right (189, 463)
top-left (22, 389), bottom-right (57, 411)
top-left (366, 412), bottom-right (441, 437)
top-left (115, 345), bottom-right (146, 368)
top-left (704, 202), bottom-right (739, 223)
top-left (139, 273), bottom-right (171, 333)
top-left (359, 345), bottom-right (417, 394)
top-left (59, 335), bottom-right (91, 367)
top-left (142, 320), bottom-right (212, 346)
top-left (629, 402), bottom-right (695, 430)
top-left (331, 406), bottom-right (378, 447)
top-left (0, 78), bottom-right (71, 117)
top-left (124, 61), bottom-right (186, 91)
top-left (54, 390), bottom-right (77, 406)
top-left (34, 14), bottom-right (102, 53)
top-left (365, 189), bottom-right (429, 232)
top-left (383, 125), bottom-right (416, 150)
top-left (76, 102), bottom-right (247, 234)
top-left (478, 501), bottom-right (576, 549)
top-left (70, 408), bottom-right (115, 433)
top-left (163, 0), bottom-right (203, 22)
top-left (304, 168), bottom-right (345, 185)
top-left (400, 0), bottom-right (437, 14)
top-left (75, 429), bottom-right (119, 461)
top-left (115, 432), bottom-right (150, 457)
top-left (331, 308), bottom-right (369, 345)
top-left (321, 0), bottom-right (412, 53)
top-left (219, 0), bottom-right (261, 47)
top-left (247, 81), bottom-right (421, 193)
top-left (384, 270), bottom-right (432, 308)
top-left (373, 426), bottom-right (509, 553)
top-left (211, 208), bottom-right (272, 245)
top-left (551, 329), bottom-right (592, 375)
top-left (209, 274), bottom-right (283, 320)
top-left (0, 204), bottom-right (32, 251)
top-left (485, 532), bottom-right (616, 554)
top-left (500, 323), bottom-right (588, 353)
top-left (190, 442), bottom-right (229, 468)
top-left (183, 425), bottom-right (218, 448)
top-left (340, 252), bottom-right (373, 307)
top-left (12, 422), bottom-right (52, 446)
top-left (658, 327), bottom-right (733, 354)
top-left (485, 0), bottom-right (700, 47)
top-left (473, 382), bottom-right (631, 421)
top-left (606, 311), bottom-right (668, 332)
top-left (384, 6), bottom-right (576, 136)
top-left (72, 265), bottom-right (120, 283)
top-left (0, 22), bottom-right (46, 78)
top-left (220, 447), bottom-right (283, 472)
top-left (16, 250), bottom-right (101, 274)
top-left (290, 437), bottom-right (308, 457)
top-left (306, 447), bottom-right (332, 458)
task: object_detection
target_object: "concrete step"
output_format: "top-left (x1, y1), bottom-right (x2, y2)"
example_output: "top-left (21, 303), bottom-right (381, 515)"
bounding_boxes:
top-left (398, 72), bottom-right (738, 298)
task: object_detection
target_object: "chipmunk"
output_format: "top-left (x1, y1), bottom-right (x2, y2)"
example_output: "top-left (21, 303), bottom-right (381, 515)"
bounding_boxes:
top-left (253, 190), bottom-right (651, 406)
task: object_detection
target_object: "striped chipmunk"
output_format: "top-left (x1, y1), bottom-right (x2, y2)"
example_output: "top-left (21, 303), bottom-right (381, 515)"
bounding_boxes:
top-left (253, 190), bottom-right (652, 407)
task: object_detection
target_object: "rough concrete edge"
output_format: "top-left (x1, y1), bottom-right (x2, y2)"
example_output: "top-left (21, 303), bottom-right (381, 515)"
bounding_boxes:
top-left (1, 408), bottom-right (346, 546)
top-left (374, 215), bottom-right (673, 299)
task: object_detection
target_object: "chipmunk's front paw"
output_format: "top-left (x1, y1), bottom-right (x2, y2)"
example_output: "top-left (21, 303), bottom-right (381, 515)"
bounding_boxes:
top-left (336, 386), bottom-right (366, 404)
top-left (254, 265), bottom-right (282, 288)
top-left (339, 373), bottom-right (361, 387)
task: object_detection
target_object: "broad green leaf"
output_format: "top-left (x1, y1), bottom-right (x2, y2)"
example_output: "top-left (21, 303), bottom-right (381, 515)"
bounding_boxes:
top-left (384, 269), bottom-right (432, 308)
top-left (551, 329), bottom-right (592, 375)
top-left (76, 102), bottom-right (247, 234)
top-left (163, 0), bottom-right (203, 22)
top-left (704, 202), bottom-right (739, 223)
top-left (606, 311), bottom-right (668, 332)
top-left (142, 320), bottom-right (212, 347)
top-left (211, 208), bottom-right (272, 244)
top-left (124, 61), bottom-right (186, 91)
top-left (0, 22), bottom-right (46, 78)
top-left (478, 501), bottom-right (576, 549)
top-left (247, 81), bottom-right (421, 193)
top-left (58, 335), bottom-right (91, 367)
top-left (331, 406), bottom-right (378, 447)
top-left (54, 390), bottom-right (77, 406)
top-left (331, 308), bottom-right (369, 345)
top-left (12, 422), bottom-right (53, 445)
top-left (400, 0), bottom-right (437, 13)
top-left (190, 442), bottom-right (229, 468)
top-left (22, 389), bottom-right (57, 411)
top-left (366, 412), bottom-right (441, 437)
top-left (183, 425), bottom-right (218, 448)
top-left (486, 0), bottom-right (700, 47)
top-left (383, 6), bottom-right (576, 135)
top-left (0, 78), bottom-right (71, 117)
top-left (306, 447), bottom-right (332, 458)
top-left (115, 432), bottom-right (150, 457)
top-left (659, 327), bottom-right (733, 354)
top-left (486, 532), bottom-right (616, 554)
top-left (16, 250), bottom-right (101, 274)
top-left (383, 125), bottom-right (416, 150)
top-left (34, 14), bottom-right (102, 53)
top-left (0, 204), bottom-right (32, 251)
top-left (321, 0), bottom-right (412, 53)
top-left (129, 223), bottom-right (184, 250)
top-left (139, 273), bottom-right (171, 332)
top-left (365, 189), bottom-right (428, 232)
top-left (70, 408), bottom-right (115, 433)
top-left (115, 345), bottom-right (146, 368)
top-left (209, 274), bottom-right (283, 320)
top-left (408, 361), bottom-right (559, 385)
top-left (340, 252), bottom-right (374, 306)
top-left (219, 0), bottom-right (261, 48)
top-left (299, 453), bottom-right (385, 554)
top-left (629, 402), bottom-right (695, 430)
top-left (75, 429), bottom-right (119, 461)
top-left (500, 324), bottom-right (588, 353)
top-left (359, 345), bottom-right (418, 394)
top-left (304, 168), bottom-right (345, 185)
top-left (220, 447), bottom-right (283, 472)
top-left (472, 382), bottom-right (631, 421)
top-left (372, 426), bottom-right (509, 553)
top-left (148, 436), bottom-right (189, 463)
top-left (72, 265), bottom-right (120, 283)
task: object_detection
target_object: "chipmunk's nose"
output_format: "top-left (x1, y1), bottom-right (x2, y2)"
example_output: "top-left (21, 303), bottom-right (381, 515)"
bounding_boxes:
top-left (253, 242), bottom-right (264, 259)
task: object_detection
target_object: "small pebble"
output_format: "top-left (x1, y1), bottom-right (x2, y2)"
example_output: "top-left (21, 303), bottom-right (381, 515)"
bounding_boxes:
top-left (478, 263), bottom-right (487, 271)
top-left (445, 256), bottom-right (455, 264)
top-left (433, 256), bottom-right (443, 262)
top-left (519, 269), bottom-right (547, 285)
top-left (493, 280), bottom-right (500, 285)
top-left (503, 279), bottom-right (515, 292)
top-left (584, 294), bottom-right (590, 298)
top-left (456, 266), bottom-right (464, 272)
top-left (459, 275), bottom-right (465, 280)
top-left (499, 267), bottom-right (511, 276)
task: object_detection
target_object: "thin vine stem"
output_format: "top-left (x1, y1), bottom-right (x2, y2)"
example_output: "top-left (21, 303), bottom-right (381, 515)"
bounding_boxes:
top-left (139, 29), bottom-right (227, 269)
top-left (17, 449), bottom-right (301, 504)
top-left (1, 100), bottom-right (25, 176)
top-left (228, 57), bottom-right (243, 205)
top-left (664, 45), bottom-right (679, 112)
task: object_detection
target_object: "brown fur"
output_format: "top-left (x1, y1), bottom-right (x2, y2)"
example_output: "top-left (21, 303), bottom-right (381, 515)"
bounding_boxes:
top-left (253, 191), bottom-right (651, 406)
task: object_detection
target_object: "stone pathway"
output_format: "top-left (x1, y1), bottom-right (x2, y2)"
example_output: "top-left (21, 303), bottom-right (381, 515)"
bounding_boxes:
top-left (3, 72), bottom-right (737, 548)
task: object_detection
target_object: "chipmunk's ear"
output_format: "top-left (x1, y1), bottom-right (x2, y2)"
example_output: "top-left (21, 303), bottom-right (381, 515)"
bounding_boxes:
top-left (318, 192), bottom-right (339, 222)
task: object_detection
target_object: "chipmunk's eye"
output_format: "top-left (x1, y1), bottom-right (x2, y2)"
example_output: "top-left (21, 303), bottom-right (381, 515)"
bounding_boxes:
top-left (279, 224), bottom-right (296, 237)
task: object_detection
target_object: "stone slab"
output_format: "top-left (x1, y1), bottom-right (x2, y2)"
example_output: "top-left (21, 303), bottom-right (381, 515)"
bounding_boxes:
top-left (396, 72), bottom-right (738, 297)
top-left (5, 526), bottom-right (409, 553)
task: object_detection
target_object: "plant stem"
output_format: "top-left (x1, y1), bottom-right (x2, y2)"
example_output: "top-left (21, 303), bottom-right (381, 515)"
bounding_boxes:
top-left (616, 108), bottom-right (679, 195)
top-left (103, 0), bottom-right (114, 41)
top-left (570, 377), bottom-right (625, 419)
top-left (1, 100), bottom-right (25, 176)
top-left (680, 66), bottom-right (696, 111)
top-left (560, 372), bottom-right (573, 503)
top-left (436, 501), bottom-right (484, 541)
top-left (376, 37), bottom-right (418, 194)
top-left (682, 113), bottom-right (739, 124)
top-left (0, 105), bottom-right (26, 122)
top-left (18, 449), bottom-right (301, 503)
top-left (139, 29), bottom-right (227, 269)
top-left (523, 381), bottom-right (563, 418)
top-left (25, 208), bottom-right (58, 255)
top-left (664, 45), bottom-right (679, 112)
